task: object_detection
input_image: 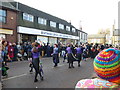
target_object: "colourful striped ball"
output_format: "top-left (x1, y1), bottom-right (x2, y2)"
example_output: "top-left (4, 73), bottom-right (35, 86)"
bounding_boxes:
top-left (94, 48), bottom-right (120, 84)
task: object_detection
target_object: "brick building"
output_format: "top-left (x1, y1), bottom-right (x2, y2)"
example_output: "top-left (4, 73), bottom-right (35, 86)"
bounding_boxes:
top-left (0, 1), bottom-right (18, 43)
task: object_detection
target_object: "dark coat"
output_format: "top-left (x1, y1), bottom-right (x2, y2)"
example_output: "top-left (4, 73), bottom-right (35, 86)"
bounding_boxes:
top-left (53, 54), bottom-right (59, 64)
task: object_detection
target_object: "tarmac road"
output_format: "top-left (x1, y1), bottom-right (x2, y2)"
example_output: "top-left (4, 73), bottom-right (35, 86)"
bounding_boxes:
top-left (2, 57), bottom-right (95, 88)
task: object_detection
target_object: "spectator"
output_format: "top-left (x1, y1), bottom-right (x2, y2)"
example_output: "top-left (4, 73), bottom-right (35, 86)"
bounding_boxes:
top-left (13, 43), bottom-right (18, 61)
top-left (8, 43), bottom-right (14, 62)
top-left (46, 43), bottom-right (51, 57)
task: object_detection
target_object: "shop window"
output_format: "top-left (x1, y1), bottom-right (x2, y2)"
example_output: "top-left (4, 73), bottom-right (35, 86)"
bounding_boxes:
top-left (66, 26), bottom-right (70, 31)
top-left (49, 37), bottom-right (57, 45)
top-left (0, 34), bottom-right (5, 40)
top-left (38, 17), bottom-right (47, 25)
top-left (50, 21), bottom-right (56, 28)
top-left (0, 9), bottom-right (6, 23)
top-left (59, 24), bottom-right (64, 30)
top-left (23, 13), bottom-right (34, 22)
top-left (37, 36), bottom-right (48, 44)
top-left (72, 28), bottom-right (76, 32)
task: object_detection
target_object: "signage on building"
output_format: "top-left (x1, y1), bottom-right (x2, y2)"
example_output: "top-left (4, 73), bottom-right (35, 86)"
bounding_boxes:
top-left (40, 30), bottom-right (78, 39)
top-left (0, 28), bottom-right (13, 34)
top-left (18, 26), bottom-right (79, 40)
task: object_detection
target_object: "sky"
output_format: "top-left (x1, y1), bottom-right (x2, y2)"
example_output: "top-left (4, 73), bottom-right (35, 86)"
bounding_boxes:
top-left (13, 0), bottom-right (120, 34)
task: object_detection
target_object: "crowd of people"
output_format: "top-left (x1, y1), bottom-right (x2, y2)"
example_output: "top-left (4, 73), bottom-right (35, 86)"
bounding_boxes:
top-left (1, 39), bottom-right (118, 82)
top-left (1, 40), bottom-right (115, 62)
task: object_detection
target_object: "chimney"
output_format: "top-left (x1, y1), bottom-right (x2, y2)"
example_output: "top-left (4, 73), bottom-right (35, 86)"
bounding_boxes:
top-left (79, 21), bottom-right (82, 30)
top-left (69, 20), bottom-right (71, 24)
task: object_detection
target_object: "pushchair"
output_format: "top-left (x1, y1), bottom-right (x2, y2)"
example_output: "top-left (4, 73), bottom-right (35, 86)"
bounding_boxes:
top-left (2, 61), bottom-right (9, 77)
top-left (17, 52), bottom-right (24, 61)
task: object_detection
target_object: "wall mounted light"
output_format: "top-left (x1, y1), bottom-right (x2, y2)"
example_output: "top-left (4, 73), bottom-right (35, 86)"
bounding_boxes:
top-left (11, 17), bottom-right (14, 20)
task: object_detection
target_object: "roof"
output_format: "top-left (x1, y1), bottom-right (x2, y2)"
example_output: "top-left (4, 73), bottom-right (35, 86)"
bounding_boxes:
top-left (0, 1), bottom-right (18, 11)
top-left (10, 2), bottom-right (72, 27)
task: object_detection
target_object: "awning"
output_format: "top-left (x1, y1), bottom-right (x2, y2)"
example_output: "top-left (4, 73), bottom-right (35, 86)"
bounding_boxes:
top-left (0, 28), bottom-right (13, 34)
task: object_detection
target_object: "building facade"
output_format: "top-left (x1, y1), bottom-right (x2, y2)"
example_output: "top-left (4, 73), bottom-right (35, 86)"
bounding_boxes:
top-left (88, 34), bottom-right (106, 44)
top-left (0, 2), bottom-right (18, 43)
top-left (113, 29), bottom-right (120, 46)
top-left (78, 30), bottom-right (87, 44)
top-left (11, 2), bottom-right (79, 45)
top-left (1, 1), bottom-right (87, 45)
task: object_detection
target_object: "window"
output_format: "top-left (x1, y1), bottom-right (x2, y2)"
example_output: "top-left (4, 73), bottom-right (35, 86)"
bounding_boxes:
top-left (66, 26), bottom-right (70, 31)
top-left (50, 21), bottom-right (56, 28)
top-left (38, 17), bottom-right (47, 25)
top-left (85, 34), bottom-right (87, 40)
top-left (23, 13), bottom-right (34, 22)
top-left (59, 24), bottom-right (64, 30)
top-left (82, 33), bottom-right (84, 40)
top-left (79, 32), bottom-right (81, 39)
top-left (81, 32), bottom-right (83, 39)
top-left (84, 34), bottom-right (86, 40)
top-left (72, 28), bottom-right (76, 32)
top-left (0, 9), bottom-right (6, 23)
top-left (86, 34), bottom-right (88, 40)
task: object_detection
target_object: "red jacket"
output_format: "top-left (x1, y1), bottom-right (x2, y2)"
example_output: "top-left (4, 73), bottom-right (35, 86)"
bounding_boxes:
top-left (8, 46), bottom-right (14, 58)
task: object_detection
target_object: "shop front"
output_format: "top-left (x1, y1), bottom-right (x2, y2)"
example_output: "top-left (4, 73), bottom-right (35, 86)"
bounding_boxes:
top-left (0, 28), bottom-right (14, 42)
top-left (17, 26), bottom-right (79, 44)
top-left (22, 34), bottom-right (37, 43)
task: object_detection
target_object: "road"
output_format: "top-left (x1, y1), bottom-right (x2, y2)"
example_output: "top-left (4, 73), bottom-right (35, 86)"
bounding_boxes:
top-left (2, 57), bottom-right (95, 88)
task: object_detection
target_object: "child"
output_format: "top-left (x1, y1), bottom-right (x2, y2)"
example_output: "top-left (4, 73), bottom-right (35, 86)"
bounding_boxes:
top-left (75, 48), bottom-right (120, 88)
top-left (2, 61), bottom-right (9, 77)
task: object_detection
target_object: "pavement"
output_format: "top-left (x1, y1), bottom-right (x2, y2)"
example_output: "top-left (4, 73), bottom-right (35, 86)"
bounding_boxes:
top-left (2, 57), bottom-right (96, 88)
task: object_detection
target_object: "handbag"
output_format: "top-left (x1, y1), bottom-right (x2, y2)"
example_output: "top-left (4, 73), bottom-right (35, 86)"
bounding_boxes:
top-left (24, 52), bottom-right (27, 56)
top-left (72, 53), bottom-right (79, 61)
top-left (17, 53), bottom-right (22, 57)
